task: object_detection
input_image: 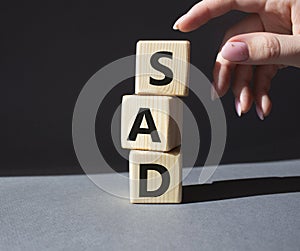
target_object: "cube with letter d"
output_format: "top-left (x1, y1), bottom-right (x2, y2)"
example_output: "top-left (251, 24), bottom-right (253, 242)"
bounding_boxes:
top-left (129, 148), bottom-right (182, 203)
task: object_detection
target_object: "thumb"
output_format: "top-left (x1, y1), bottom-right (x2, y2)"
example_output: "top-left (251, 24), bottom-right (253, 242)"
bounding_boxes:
top-left (221, 32), bottom-right (300, 68)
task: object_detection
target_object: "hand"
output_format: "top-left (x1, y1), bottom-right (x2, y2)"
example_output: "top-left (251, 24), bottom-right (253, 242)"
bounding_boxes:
top-left (173, 0), bottom-right (300, 120)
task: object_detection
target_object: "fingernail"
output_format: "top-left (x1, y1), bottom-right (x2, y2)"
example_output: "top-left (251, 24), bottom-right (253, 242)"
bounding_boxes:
top-left (173, 14), bottom-right (186, 30)
top-left (256, 105), bottom-right (264, 120)
top-left (235, 98), bottom-right (242, 117)
top-left (261, 94), bottom-right (270, 115)
top-left (221, 42), bottom-right (249, 62)
top-left (211, 83), bottom-right (218, 100)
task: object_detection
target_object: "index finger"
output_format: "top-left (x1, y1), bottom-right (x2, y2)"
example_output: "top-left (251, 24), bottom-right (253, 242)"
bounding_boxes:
top-left (175, 0), bottom-right (265, 32)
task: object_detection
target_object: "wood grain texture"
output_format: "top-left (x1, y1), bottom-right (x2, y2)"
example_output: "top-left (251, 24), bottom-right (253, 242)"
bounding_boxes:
top-left (129, 148), bottom-right (182, 204)
top-left (121, 95), bottom-right (182, 152)
top-left (135, 40), bottom-right (190, 97)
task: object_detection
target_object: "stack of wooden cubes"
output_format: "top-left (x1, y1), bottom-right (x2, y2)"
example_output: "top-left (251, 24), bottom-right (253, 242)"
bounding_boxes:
top-left (121, 41), bottom-right (190, 203)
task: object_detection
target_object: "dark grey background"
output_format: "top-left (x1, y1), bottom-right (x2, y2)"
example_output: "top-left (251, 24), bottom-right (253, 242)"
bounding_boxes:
top-left (1, 0), bottom-right (299, 175)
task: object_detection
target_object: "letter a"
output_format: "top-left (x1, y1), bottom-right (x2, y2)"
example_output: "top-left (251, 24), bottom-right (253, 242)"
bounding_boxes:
top-left (127, 108), bottom-right (161, 142)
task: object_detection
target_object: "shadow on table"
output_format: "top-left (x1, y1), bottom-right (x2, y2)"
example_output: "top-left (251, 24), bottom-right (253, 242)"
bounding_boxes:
top-left (182, 176), bottom-right (300, 204)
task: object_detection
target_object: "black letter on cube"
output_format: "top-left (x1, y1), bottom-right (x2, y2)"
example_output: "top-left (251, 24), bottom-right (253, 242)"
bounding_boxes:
top-left (127, 108), bottom-right (161, 142)
top-left (150, 51), bottom-right (173, 86)
top-left (139, 164), bottom-right (170, 197)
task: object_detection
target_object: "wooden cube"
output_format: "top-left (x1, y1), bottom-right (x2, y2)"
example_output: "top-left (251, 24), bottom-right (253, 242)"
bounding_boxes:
top-left (121, 95), bottom-right (182, 152)
top-left (129, 148), bottom-right (182, 204)
top-left (135, 40), bottom-right (190, 97)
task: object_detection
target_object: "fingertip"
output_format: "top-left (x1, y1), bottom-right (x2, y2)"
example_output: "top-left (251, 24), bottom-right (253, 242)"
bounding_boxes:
top-left (235, 97), bottom-right (242, 117)
top-left (256, 94), bottom-right (272, 120)
top-left (234, 87), bottom-right (252, 117)
top-left (173, 15), bottom-right (185, 30)
top-left (256, 105), bottom-right (264, 121)
top-left (253, 65), bottom-right (276, 120)
top-left (172, 12), bottom-right (205, 32)
top-left (172, 14), bottom-right (192, 32)
top-left (239, 87), bottom-right (253, 113)
top-left (261, 94), bottom-right (272, 117)
top-left (211, 82), bottom-right (219, 100)
top-left (172, 24), bottom-right (179, 31)
top-left (213, 57), bottom-right (232, 98)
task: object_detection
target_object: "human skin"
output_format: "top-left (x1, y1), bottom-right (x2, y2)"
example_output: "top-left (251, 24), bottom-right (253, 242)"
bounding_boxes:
top-left (173, 0), bottom-right (300, 120)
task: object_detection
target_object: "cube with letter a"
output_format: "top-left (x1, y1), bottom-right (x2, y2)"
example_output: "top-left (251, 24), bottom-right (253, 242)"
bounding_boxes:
top-left (121, 95), bottom-right (182, 152)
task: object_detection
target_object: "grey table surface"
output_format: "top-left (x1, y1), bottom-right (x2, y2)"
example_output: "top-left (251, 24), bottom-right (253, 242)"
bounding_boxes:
top-left (1, 160), bottom-right (300, 251)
